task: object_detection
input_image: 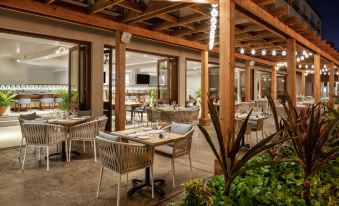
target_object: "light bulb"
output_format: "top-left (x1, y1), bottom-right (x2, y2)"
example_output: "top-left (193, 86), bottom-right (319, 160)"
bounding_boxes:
top-left (305, 65), bottom-right (308, 69)
top-left (240, 48), bottom-right (245, 54)
top-left (302, 50), bottom-right (307, 55)
top-left (312, 65), bottom-right (314, 69)
top-left (212, 4), bottom-right (218, 8)
top-left (210, 17), bottom-right (217, 25)
top-left (211, 8), bottom-right (218, 17)
top-left (299, 64), bottom-right (302, 68)
top-left (16, 59), bottom-right (20, 63)
top-left (251, 49), bottom-right (256, 55)
top-left (272, 50), bottom-right (276, 56)
top-left (297, 57), bottom-right (300, 62)
top-left (282, 50), bottom-right (287, 56)
top-left (301, 56), bottom-right (305, 61)
top-left (261, 49), bottom-right (266, 56)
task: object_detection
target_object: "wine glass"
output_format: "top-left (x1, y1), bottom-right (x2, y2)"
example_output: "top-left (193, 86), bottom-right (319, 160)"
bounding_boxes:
top-left (156, 120), bottom-right (161, 130)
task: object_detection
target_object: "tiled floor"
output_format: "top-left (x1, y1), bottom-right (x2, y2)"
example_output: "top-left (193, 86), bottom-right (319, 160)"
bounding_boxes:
top-left (0, 118), bottom-right (276, 206)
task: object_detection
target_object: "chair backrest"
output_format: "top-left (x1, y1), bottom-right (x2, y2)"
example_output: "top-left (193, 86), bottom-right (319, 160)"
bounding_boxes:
top-left (96, 116), bottom-right (108, 132)
top-left (77, 110), bottom-right (92, 117)
top-left (147, 108), bottom-right (162, 123)
top-left (235, 119), bottom-right (251, 135)
top-left (69, 120), bottom-right (98, 140)
top-left (96, 137), bottom-right (154, 174)
top-left (237, 102), bottom-right (253, 113)
top-left (256, 100), bottom-right (268, 109)
top-left (21, 123), bottom-right (66, 145)
top-left (190, 108), bottom-right (200, 121)
top-left (275, 105), bottom-right (287, 117)
top-left (172, 128), bottom-right (194, 158)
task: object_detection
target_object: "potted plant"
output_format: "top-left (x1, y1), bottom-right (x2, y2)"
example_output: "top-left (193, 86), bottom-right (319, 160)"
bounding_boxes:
top-left (195, 88), bottom-right (202, 105)
top-left (0, 92), bottom-right (16, 116)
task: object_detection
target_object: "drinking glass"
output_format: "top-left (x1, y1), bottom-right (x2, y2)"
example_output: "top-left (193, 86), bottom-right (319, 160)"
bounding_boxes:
top-left (156, 120), bottom-right (161, 130)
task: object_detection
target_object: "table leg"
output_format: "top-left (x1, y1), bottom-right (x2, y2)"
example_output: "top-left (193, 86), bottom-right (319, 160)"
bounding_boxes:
top-left (127, 167), bottom-right (165, 197)
top-left (48, 142), bottom-right (80, 161)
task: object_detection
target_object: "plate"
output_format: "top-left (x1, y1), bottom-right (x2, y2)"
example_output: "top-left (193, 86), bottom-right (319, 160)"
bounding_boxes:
top-left (137, 135), bottom-right (150, 139)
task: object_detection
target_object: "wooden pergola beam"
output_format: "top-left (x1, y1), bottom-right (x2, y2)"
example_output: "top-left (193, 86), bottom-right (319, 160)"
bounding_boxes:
top-left (44, 0), bottom-right (56, 4)
top-left (153, 13), bottom-right (208, 31)
top-left (118, 0), bottom-right (144, 13)
top-left (252, 0), bottom-right (276, 6)
top-left (269, 5), bottom-right (289, 18)
top-left (122, 2), bottom-right (191, 24)
top-left (283, 15), bottom-right (300, 25)
top-left (88, 0), bottom-right (124, 15)
top-left (232, 0), bottom-right (339, 65)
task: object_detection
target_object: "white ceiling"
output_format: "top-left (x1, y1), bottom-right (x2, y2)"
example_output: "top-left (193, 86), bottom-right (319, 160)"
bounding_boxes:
top-left (0, 32), bottom-right (75, 70)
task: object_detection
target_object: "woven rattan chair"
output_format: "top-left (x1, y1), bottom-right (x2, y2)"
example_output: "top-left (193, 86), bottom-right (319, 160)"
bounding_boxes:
top-left (97, 116), bottom-right (108, 131)
top-left (68, 120), bottom-right (98, 162)
top-left (96, 137), bottom-right (155, 206)
top-left (255, 99), bottom-right (268, 113)
top-left (235, 119), bottom-right (252, 147)
top-left (249, 119), bottom-right (264, 143)
top-left (20, 123), bottom-right (67, 171)
top-left (146, 108), bottom-right (162, 126)
top-left (155, 128), bottom-right (194, 188)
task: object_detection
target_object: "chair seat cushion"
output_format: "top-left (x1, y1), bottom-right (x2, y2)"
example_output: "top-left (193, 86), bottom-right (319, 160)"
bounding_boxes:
top-left (20, 112), bottom-right (39, 120)
top-left (155, 145), bottom-right (173, 158)
top-left (170, 122), bottom-right (193, 135)
top-left (98, 131), bottom-right (120, 142)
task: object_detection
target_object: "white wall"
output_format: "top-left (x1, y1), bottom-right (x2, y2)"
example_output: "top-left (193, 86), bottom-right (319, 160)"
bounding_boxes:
top-left (186, 69), bottom-right (201, 99)
top-left (296, 73), bottom-right (302, 96)
top-left (0, 57), bottom-right (28, 84)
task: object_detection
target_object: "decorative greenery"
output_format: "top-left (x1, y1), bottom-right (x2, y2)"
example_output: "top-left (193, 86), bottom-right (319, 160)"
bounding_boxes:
top-left (0, 92), bottom-right (16, 107)
top-left (197, 98), bottom-right (290, 197)
top-left (195, 88), bottom-right (202, 98)
top-left (267, 95), bottom-right (339, 206)
top-left (170, 179), bottom-right (214, 206)
top-left (56, 90), bottom-right (78, 111)
top-left (149, 87), bottom-right (157, 108)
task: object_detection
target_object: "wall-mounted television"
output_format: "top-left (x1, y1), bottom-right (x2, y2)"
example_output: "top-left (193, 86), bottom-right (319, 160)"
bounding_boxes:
top-left (136, 74), bottom-right (150, 84)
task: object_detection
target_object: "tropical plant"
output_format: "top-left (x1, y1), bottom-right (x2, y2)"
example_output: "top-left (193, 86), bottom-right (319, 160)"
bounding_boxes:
top-left (56, 90), bottom-right (78, 112)
top-left (195, 88), bottom-right (202, 98)
top-left (0, 92), bottom-right (16, 107)
top-left (197, 99), bottom-right (291, 197)
top-left (267, 95), bottom-right (339, 206)
top-left (149, 87), bottom-right (157, 108)
top-left (171, 179), bottom-right (214, 206)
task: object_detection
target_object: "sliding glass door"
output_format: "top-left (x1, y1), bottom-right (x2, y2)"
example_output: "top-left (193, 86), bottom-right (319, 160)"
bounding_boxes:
top-left (157, 58), bottom-right (178, 104)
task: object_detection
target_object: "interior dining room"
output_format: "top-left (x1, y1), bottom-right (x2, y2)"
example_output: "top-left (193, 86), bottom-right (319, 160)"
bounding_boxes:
top-left (0, 32), bottom-right (77, 148)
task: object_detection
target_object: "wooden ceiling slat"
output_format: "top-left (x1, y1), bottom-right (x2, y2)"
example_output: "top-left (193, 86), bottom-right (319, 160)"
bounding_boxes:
top-left (172, 25), bottom-right (209, 37)
top-left (283, 15), bottom-right (300, 25)
top-left (117, 0), bottom-right (144, 13)
top-left (45, 0), bottom-right (56, 4)
top-left (252, 0), bottom-right (276, 6)
top-left (269, 5), bottom-right (289, 18)
top-left (122, 2), bottom-right (192, 24)
top-left (88, 0), bottom-right (124, 15)
top-left (189, 4), bottom-right (211, 17)
top-left (153, 13), bottom-right (208, 31)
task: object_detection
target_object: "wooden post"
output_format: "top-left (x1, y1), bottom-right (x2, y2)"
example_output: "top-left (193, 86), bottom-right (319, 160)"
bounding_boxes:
top-left (287, 38), bottom-right (296, 106)
top-left (219, 0), bottom-right (235, 145)
top-left (301, 70), bottom-right (305, 96)
top-left (329, 62), bottom-right (335, 108)
top-left (271, 65), bottom-right (277, 100)
top-left (115, 31), bottom-right (126, 131)
top-left (313, 54), bottom-right (321, 103)
top-left (245, 61), bottom-right (251, 102)
top-left (199, 50), bottom-right (210, 125)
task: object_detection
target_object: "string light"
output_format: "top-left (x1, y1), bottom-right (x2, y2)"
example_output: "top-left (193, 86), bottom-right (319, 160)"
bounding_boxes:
top-left (251, 49), bottom-right (256, 55)
top-left (209, 5), bottom-right (218, 50)
top-left (282, 50), bottom-right (287, 56)
top-left (240, 48), bottom-right (245, 54)
top-left (272, 49), bottom-right (276, 56)
top-left (261, 49), bottom-right (267, 56)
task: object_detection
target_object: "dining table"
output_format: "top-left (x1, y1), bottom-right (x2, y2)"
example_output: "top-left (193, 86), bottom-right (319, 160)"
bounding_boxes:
top-left (112, 127), bottom-right (184, 196)
top-left (112, 102), bottom-right (143, 123)
top-left (45, 115), bottom-right (92, 161)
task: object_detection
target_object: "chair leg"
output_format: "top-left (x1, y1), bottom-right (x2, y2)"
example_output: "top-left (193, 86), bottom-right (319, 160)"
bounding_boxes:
top-left (125, 173), bottom-right (128, 186)
top-left (171, 158), bottom-right (176, 188)
top-left (256, 131), bottom-right (258, 143)
top-left (93, 140), bottom-right (97, 162)
top-left (188, 153), bottom-right (193, 179)
top-left (39, 147), bottom-right (41, 160)
top-left (17, 137), bottom-right (24, 162)
top-left (65, 140), bottom-right (68, 162)
top-left (83, 141), bottom-right (86, 153)
top-left (46, 146), bottom-right (49, 171)
top-left (117, 174), bottom-right (121, 206)
top-left (150, 166), bottom-right (154, 199)
top-left (68, 140), bottom-right (72, 162)
top-left (21, 145), bottom-right (28, 171)
top-left (96, 166), bottom-right (104, 198)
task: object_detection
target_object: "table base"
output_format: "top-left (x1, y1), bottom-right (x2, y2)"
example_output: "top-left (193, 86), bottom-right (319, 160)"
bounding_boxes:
top-left (127, 167), bottom-right (165, 196)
